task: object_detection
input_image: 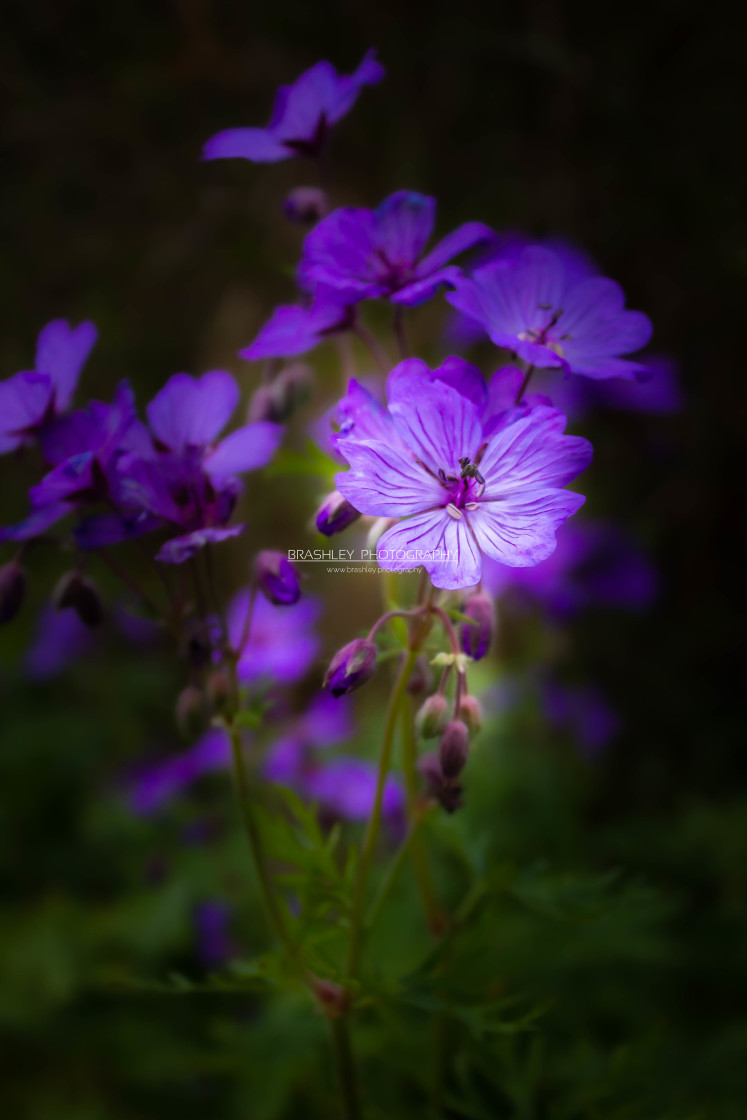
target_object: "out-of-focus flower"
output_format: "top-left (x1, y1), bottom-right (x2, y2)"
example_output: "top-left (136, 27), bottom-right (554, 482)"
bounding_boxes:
top-left (460, 591), bottom-right (495, 660)
top-left (128, 729), bottom-right (232, 815)
top-left (541, 678), bottom-right (621, 755)
top-left (23, 604), bottom-right (97, 679)
top-left (533, 355), bottom-right (683, 419)
top-left (0, 319), bottom-right (97, 454)
top-left (298, 191), bottom-right (492, 308)
top-left (228, 590), bottom-right (321, 686)
top-left (323, 637), bottom-right (377, 697)
top-left (264, 694), bottom-right (403, 823)
top-left (334, 359), bottom-right (592, 589)
top-left (447, 246), bottom-right (652, 380)
top-left (202, 51), bottom-right (383, 163)
top-left (482, 519), bottom-right (658, 618)
top-left (194, 901), bottom-right (237, 969)
top-left (283, 186), bottom-right (330, 224)
top-left (254, 550), bottom-right (301, 606)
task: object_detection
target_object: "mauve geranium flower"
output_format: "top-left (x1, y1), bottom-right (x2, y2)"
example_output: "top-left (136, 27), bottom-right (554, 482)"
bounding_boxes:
top-left (228, 590), bottom-right (321, 686)
top-left (298, 191), bottom-right (493, 308)
top-left (0, 319), bottom-right (97, 454)
top-left (202, 50), bottom-right (383, 163)
top-left (446, 246), bottom-right (653, 380)
top-left (334, 359), bottom-right (592, 589)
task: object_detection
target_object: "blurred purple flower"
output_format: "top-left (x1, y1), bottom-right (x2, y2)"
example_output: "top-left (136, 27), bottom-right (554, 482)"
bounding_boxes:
top-left (482, 518), bottom-right (658, 617)
top-left (203, 50), bottom-right (383, 163)
top-left (542, 678), bottom-right (621, 755)
top-left (0, 319), bottom-right (97, 454)
top-left (240, 300), bottom-right (353, 361)
top-left (228, 590), bottom-right (321, 685)
top-left (194, 902), bottom-right (237, 969)
top-left (447, 245), bottom-right (652, 380)
top-left (23, 605), bottom-right (97, 680)
top-left (334, 359), bottom-right (592, 589)
top-left (298, 191), bottom-right (492, 308)
top-left (128, 729), bottom-right (231, 815)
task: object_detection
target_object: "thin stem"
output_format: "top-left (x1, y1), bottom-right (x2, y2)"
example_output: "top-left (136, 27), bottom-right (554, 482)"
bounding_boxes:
top-left (203, 542), bottom-right (228, 645)
top-left (329, 1017), bottom-right (362, 1120)
top-left (353, 319), bottom-right (390, 375)
top-left (345, 647), bottom-right (419, 976)
top-left (430, 604), bottom-right (462, 658)
top-left (514, 363), bottom-right (535, 405)
top-left (393, 306), bottom-right (410, 359)
top-left (227, 717), bottom-right (298, 959)
top-left (97, 548), bottom-right (163, 619)
top-left (367, 606), bottom-right (423, 642)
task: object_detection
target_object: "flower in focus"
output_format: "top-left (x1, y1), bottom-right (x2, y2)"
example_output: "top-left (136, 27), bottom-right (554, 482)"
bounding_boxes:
top-left (0, 319), bottom-right (97, 454)
top-left (202, 50), bottom-right (383, 163)
top-left (447, 246), bottom-right (653, 380)
top-left (334, 359), bottom-right (592, 589)
top-left (298, 190), bottom-right (492, 308)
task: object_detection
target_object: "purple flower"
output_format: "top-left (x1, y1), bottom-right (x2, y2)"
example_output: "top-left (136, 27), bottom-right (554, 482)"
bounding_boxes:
top-left (240, 300), bottom-right (354, 361)
top-left (542, 678), bottom-right (621, 755)
top-left (334, 359), bottom-right (592, 589)
top-left (202, 50), bottom-right (383, 163)
top-left (228, 590), bottom-right (320, 685)
top-left (128, 729), bottom-right (232, 815)
top-left (87, 371), bottom-right (283, 560)
top-left (254, 551), bottom-right (301, 606)
top-left (23, 604), bottom-right (97, 680)
top-left (298, 191), bottom-right (493, 308)
top-left (481, 519), bottom-right (657, 617)
top-left (446, 246), bottom-right (653, 380)
top-left (0, 319), bottom-right (97, 454)
top-left (194, 902), bottom-right (237, 969)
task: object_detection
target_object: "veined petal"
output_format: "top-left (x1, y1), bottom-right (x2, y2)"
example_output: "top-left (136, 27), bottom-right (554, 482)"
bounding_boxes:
top-left (335, 439), bottom-right (443, 516)
top-left (334, 378), bottom-right (395, 446)
top-left (376, 509), bottom-right (482, 589)
top-left (391, 265), bottom-right (463, 306)
top-left (478, 406), bottom-right (592, 492)
top-left (204, 422), bottom-right (283, 482)
top-left (146, 371), bottom-right (239, 452)
top-left (299, 208), bottom-right (379, 298)
top-left (468, 489), bottom-right (585, 567)
top-left (416, 221), bottom-right (494, 277)
top-left (202, 128), bottom-right (289, 163)
top-left (389, 379), bottom-right (483, 475)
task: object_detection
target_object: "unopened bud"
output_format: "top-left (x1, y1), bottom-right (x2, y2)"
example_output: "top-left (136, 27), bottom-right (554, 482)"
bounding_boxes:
top-left (248, 364), bottom-right (313, 424)
top-left (54, 571), bottom-right (104, 627)
top-left (309, 974), bottom-right (349, 1018)
top-left (415, 693), bottom-right (449, 739)
top-left (323, 637), bottom-right (377, 698)
top-left (418, 751), bottom-right (463, 814)
top-left (315, 490), bottom-right (361, 537)
top-left (406, 654), bottom-right (433, 696)
top-left (254, 551), bottom-right (301, 606)
top-left (175, 684), bottom-right (208, 737)
top-left (460, 591), bottom-right (495, 661)
top-left (0, 561), bottom-right (27, 625)
top-left (283, 186), bottom-right (329, 224)
top-left (439, 719), bottom-right (470, 780)
top-left (458, 694), bottom-right (483, 736)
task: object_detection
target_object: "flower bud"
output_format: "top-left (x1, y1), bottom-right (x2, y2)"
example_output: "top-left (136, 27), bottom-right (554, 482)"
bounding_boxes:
top-left (248, 364), bottom-right (313, 424)
top-left (175, 684), bottom-right (208, 737)
top-left (458, 694), bottom-right (483, 736)
top-left (439, 719), bottom-right (470, 780)
top-left (418, 751), bottom-right (463, 814)
top-left (323, 638), bottom-right (377, 698)
top-left (406, 654), bottom-right (433, 697)
top-left (0, 561), bottom-right (27, 625)
top-left (54, 571), bottom-right (104, 627)
top-left (283, 186), bottom-right (329, 224)
top-left (254, 551), bottom-right (300, 606)
top-left (315, 490), bottom-right (361, 537)
top-left (415, 693), bottom-right (449, 739)
top-left (460, 591), bottom-right (495, 661)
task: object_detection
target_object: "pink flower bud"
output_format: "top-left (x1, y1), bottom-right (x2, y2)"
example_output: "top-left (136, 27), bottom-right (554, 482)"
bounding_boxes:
top-left (439, 719), bottom-right (470, 779)
top-left (415, 693), bottom-right (449, 739)
top-left (458, 695), bottom-right (483, 736)
top-left (460, 591), bottom-right (495, 661)
top-left (254, 551), bottom-right (301, 606)
top-left (283, 186), bottom-right (329, 224)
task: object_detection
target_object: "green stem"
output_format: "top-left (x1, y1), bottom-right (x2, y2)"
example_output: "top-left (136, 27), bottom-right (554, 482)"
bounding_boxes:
top-left (365, 817), bottom-right (418, 932)
top-left (329, 1017), bottom-right (362, 1120)
top-left (400, 695), bottom-right (444, 935)
top-left (514, 363), bottom-right (535, 405)
top-left (345, 647), bottom-right (419, 976)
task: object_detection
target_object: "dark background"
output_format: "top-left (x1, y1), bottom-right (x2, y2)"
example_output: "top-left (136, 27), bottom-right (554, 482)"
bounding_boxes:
top-left (1, 1), bottom-right (745, 1117)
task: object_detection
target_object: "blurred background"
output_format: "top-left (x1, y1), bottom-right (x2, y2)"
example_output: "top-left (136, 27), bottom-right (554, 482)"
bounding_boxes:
top-left (1, 1), bottom-right (745, 1117)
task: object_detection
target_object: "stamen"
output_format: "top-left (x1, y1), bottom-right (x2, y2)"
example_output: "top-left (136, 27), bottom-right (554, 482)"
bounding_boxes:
top-left (464, 501), bottom-right (479, 510)
top-left (446, 503), bottom-right (462, 520)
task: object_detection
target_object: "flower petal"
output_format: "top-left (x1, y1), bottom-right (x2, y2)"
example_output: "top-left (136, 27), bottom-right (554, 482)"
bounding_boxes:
top-left (298, 208), bottom-right (380, 300)
top-left (391, 265), bottom-right (464, 306)
top-left (146, 371), bottom-right (239, 452)
top-left (204, 422), bottom-right (283, 482)
top-left (333, 378), bottom-right (395, 447)
top-left (468, 489), bottom-right (586, 567)
top-left (372, 191), bottom-right (435, 269)
top-left (156, 525), bottom-right (245, 564)
top-left (376, 509), bottom-right (482, 589)
top-left (240, 302), bottom-right (350, 360)
top-left (0, 373), bottom-right (54, 451)
top-left (388, 378), bottom-right (483, 475)
top-left (416, 221), bottom-right (494, 278)
top-left (478, 406), bottom-right (592, 493)
top-left (202, 128), bottom-right (289, 162)
top-left (35, 319), bottom-right (98, 413)
top-left (0, 501), bottom-right (72, 542)
top-left (335, 439), bottom-right (443, 516)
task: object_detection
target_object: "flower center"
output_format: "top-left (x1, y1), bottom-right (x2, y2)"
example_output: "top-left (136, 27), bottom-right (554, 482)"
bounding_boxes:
top-left (518, 304), bottom-right (572, 356)
top-left (438, 457), bottom-right (485, 510)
